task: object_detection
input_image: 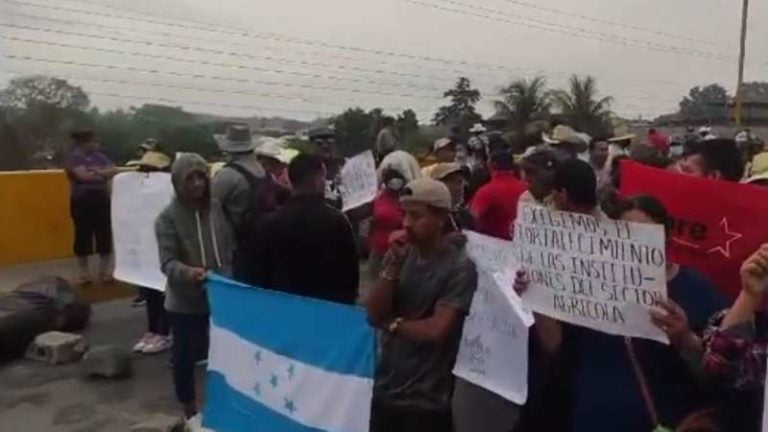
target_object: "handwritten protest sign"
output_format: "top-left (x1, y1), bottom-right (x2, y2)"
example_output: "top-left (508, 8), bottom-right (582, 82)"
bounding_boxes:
top-left (463, 231), bottom-right (533, 326)
top-left (454, 232), bottom-right (529, 404)
top-left (112, 172), bottom-right (174, 291)
top-left (340, 150), bottom-right (378, 211)
top-left (513, 203), bottom-right (668, 343)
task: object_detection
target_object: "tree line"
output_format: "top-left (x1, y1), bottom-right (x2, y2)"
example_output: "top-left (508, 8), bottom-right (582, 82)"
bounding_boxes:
top-left (0, 74), bottom-right (759, 171)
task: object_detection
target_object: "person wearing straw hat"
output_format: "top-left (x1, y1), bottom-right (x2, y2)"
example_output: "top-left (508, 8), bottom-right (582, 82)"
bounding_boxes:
top-left (468, 123), bottom-right (488, 154)
top-left (542, 124), bottom-right (589, 160)
top-left (743, 150), bottom-right (768, 187)
top-left (607, 123), bottom-right (637, 159)
top-left (422, 137), bottom-right (458, 178)
top-left (211, 124), bottom-right (266, 237)
top-left (255, 138), bottom-right (298, 189)
top-left (130, 147), bottom-right (173, 355)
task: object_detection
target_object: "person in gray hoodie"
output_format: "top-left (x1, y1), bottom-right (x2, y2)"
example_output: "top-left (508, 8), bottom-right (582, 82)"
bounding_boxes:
top-left (155, 153), bottom-right (234, 419)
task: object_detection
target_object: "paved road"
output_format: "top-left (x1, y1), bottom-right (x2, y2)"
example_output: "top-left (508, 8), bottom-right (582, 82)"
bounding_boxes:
top-left (0, 299), bottom-right (192, 431)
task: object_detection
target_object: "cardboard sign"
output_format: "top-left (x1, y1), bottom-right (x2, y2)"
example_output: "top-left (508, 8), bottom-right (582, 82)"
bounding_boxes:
top-left (513, 203), bottom-right (669, 343)
top-left (111, 172), bottom-right (174, 291)
top-left (340, 150), bottom-right (378, 211)
top-left (454, 231), bottom-right (529, 404)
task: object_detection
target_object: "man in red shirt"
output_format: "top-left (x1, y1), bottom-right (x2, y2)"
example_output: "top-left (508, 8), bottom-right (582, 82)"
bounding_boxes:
top-left (648, 128), bottom-right (670, 155)
top-left (469, 150), bottom-right (528, 240)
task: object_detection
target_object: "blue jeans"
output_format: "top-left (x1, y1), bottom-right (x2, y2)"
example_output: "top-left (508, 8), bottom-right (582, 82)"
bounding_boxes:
top-left (169, 312), bottom-right (209, 403)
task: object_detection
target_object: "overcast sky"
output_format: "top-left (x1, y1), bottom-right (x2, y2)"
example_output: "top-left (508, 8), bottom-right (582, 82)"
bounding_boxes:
top-left (1, 0), bottom-right (766, 121)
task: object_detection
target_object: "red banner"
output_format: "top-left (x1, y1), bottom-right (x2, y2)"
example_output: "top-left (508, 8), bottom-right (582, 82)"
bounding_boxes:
top-left (621, 160), bottom-right (768, 299)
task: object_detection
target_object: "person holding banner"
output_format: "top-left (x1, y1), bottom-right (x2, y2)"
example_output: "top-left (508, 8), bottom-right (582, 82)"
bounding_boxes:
top-left (130, 149), bottom-right (174, 355)
top-left (703, 243), bottom-right (768, 432)
top-left (155, 153), bottom-right (235, 419)
top-left (677, 139), bottom-right (744, 182)
top-left (514, 193), bottom-right (727, 432)
top-left (366, 177), bottom-right (477, 432)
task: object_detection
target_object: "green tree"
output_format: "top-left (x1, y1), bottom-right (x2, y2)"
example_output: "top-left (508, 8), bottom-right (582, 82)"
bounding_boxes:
top-left (332, 107), bottom-right (387, 157)
top-left (551, 75), bottom-right (613, 137)
top-left (494, 76), bottom-right (550, 133)
top-left (396, 109), bottom-right (419, 137)
top-left (432, 77), bottom-right (482, 140)
top-left (0, 107), bottom-right (27, 170)
top-left (678, 84), bottom-right (729, 121)
top-left (0, 75), bottom-right (93, 162)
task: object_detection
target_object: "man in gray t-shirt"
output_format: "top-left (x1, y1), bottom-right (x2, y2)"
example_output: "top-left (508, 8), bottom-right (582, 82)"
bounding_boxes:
top-left (366, 177), bottom-right (477, 432)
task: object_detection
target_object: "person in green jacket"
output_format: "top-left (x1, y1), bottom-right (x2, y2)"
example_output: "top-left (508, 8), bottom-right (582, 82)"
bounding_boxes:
top-left (155, 153), bottom-right (235, 419)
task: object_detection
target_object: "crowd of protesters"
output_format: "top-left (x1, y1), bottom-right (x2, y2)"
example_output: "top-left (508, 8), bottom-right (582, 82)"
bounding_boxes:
top-left (63, 118), bottom-right (768, 431)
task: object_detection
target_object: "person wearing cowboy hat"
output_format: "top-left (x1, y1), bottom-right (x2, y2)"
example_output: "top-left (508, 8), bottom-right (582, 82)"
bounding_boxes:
top-left (255, 139), bottom-right (299, 189)
top-left (421, 137), bottom-right (458, 178)
top-left (542, 124), bottom-right (589, 160)
top-left (211, 124), bottom-right (266, 236)
top-left (468, 123), bottom-right (488, 153)
top-left (607, 124), bottom-right (637, 158)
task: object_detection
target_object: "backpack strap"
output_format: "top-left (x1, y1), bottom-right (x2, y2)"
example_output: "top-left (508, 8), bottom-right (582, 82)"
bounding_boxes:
top-left (222, 162), bottom-right (262, 237)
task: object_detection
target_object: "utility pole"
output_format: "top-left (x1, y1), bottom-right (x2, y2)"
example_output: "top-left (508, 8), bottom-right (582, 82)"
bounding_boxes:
top-left (734, 0), bottom-right (749, 127)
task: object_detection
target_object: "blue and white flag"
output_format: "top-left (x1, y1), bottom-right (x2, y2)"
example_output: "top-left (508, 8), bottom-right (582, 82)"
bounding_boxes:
top-left (203, 274), bottom-right (376, 432)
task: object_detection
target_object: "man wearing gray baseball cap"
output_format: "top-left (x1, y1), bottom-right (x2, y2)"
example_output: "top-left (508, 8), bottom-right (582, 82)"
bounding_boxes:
top-left (366, 177), bottom-right (478, 432)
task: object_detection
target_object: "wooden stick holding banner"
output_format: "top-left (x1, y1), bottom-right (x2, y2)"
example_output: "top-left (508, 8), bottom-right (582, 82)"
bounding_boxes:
top-left (513, 203), bottom-right (669, 343)
top-left (339, 150), bottom-right (378, 212)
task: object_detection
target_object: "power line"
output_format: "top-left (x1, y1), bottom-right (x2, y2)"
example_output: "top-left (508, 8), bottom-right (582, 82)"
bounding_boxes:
top-left (1, 35), bottom-right (679, 107)
top-left (2, 68), bottom-right (435, 114)
top-left (1, 0), bottom-right (695, 88)
top-left (0, 24), bottom-right (449, 94)
top-left (0, 71), bottom-right (337, 116)
top-left (495, 0), bottom-right (725, 47)
top-left (406, 0), bottom-right (730, 61)
top-left (4, 8), bottom-right (692, 92)
top-left (1, 54), bottom-right (447, 101)
top-left (3, 11), bottom-right (468, 85)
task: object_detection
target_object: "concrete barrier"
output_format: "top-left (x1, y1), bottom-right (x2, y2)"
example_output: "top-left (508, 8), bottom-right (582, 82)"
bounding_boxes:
top-left (0, 170), bottom-right (74, 266)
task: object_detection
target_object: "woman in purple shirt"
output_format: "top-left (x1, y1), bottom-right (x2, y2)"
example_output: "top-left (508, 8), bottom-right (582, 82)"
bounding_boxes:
top-left (65, 129), bottom-right (117, 284)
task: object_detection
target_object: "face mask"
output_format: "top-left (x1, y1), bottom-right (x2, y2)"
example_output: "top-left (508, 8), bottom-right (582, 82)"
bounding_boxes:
top-left (386, 178), bottom-right (405, 191)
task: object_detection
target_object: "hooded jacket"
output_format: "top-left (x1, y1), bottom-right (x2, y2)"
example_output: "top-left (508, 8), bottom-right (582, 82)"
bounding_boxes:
top-left (155, 154), bottom-right (235, 314)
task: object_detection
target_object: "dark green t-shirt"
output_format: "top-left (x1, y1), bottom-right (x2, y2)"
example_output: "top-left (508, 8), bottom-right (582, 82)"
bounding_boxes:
top-left (374, 243), bottom-right (478, 411)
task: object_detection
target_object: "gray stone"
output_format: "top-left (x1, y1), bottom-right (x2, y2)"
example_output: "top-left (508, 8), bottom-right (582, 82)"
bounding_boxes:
top-left (81, 345), bottom-right (133, 379)
top-left (25, 331), bottom-right (87, 364)
top-left (130, 413), bottom-right (185, 432)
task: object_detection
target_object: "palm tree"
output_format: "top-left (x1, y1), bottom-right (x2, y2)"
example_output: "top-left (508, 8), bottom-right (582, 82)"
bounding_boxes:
top-left (494, 76), bottom-right (550, 133)
top-left (551, 75), bottom-right (613, 137)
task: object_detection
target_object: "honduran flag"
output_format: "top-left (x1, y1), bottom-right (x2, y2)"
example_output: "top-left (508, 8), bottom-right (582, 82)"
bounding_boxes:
top-left (203, 274), bottom-right (376, 432)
